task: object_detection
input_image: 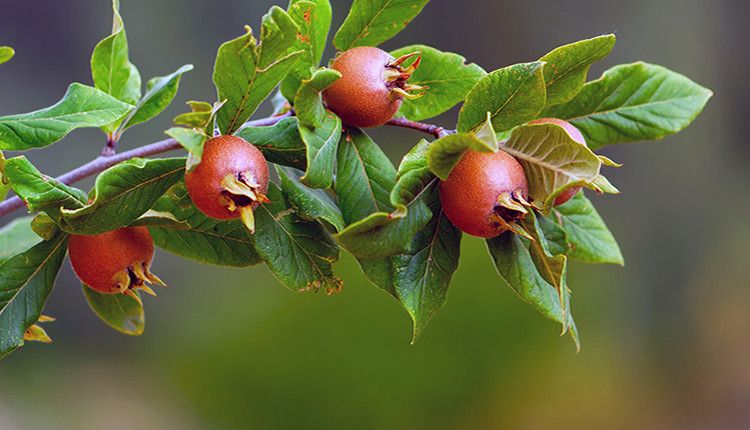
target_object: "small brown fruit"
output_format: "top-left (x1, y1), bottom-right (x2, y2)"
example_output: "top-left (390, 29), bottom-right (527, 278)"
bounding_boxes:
top-left (439, 150), bottom-right (529, 238)
top-left (185, 135), bottom-right (269, 233)
top-left (323, 46), bottom-right (424, 128)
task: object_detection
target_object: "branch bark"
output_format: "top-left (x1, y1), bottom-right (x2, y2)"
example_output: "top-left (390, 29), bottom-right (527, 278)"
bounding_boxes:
top-left (0, 112), bottom-right (454, 219)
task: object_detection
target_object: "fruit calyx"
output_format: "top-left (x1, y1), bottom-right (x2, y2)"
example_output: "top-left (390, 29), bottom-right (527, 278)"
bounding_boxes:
top-left (219, 171), bottom-right (270, 234)
top-left (383, 51), bottom-right (426, 100)
top-left (113, 260), bottom-right (166, 304)
top-left (490, 190), bottom-right (533, 239)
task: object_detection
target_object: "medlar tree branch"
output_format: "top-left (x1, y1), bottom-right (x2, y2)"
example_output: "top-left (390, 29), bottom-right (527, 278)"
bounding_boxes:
top-left (0, 113), bottom-right (456, 218)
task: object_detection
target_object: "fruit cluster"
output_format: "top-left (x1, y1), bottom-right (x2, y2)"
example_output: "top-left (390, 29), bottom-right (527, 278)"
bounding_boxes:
top-left (0, 0), bottom-right (711, 357)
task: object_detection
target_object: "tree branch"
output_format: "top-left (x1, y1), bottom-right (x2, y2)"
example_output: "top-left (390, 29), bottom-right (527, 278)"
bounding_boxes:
top-left (0, 112), bottom-right (453, 219)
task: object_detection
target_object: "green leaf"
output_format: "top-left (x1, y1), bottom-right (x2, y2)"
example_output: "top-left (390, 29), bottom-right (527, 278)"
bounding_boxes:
top-left (235, 117), bottom-right (307, 169)
top-left (298, 110), bottom-right (341, 189)
top-left (426, 132), bottom-right (496, 180)
top-left (391, 45), bottom-right (486, 121)
top-left (0, 46), bottom-right (15, 65)
top-left (165, 127), bottom-right (207, 167)
top-left (82, 285), bottom-right (144, 335)
top-left (486, 232), bottom-right (579, 348)
top-left (391, 139), bottom-right (435, 209)
top-left (213, 8), bottom-right (304, 134)
top-left (457, 62), bottom-right (546, 133)
top-left (359, 187), bottom-right (461, 341)
top-left (552, 191), bottom-right (623, 265)
top-left (4, 157), bottom-right (87, 222)
top-left (0, 217), bottom-right (42, 265)
top-left (335, 128), bottom-right (395, 224)
top-left (90, 0), bottom-right (142, 110)
top-left (294, 67), bottom-right (341, 126)
top-left (0, 152), bottom-right (8, 201)
top-left (58, 158), bottom-right (185, 235)
top-left (31, 213), bottom-right (60, 241)
top-left (540, 34), bottom-right (616, 107)
top-left (276, 165), bottom-right (344, 232)
top-left (543, 62), bottom-right (713, 150)
top-left (335, 202), bottom-right (432, 260)
top-left (173, 100), bottom-right (214, 128)
top-left (333, 0), bottom-right (430, 51)
top-left (287, 0), bottom-right (332, 69)
top-left (0, 233), bottom-right (68, 358)
top-left (293, 68), bottom-right (342, 189)
top-left (534, 212), bottom-right (569, 257)
top-left (334, 130), bottom-right (432, 259)
top-left (503, 122), bottom-right (602, 209)
top-left (251, 183), bottom-right (342, 293)
top-left (392, 187), bottom-right (461, 340)
top-left (150, 182), bottom-right (262, 267)
top-left (121, 64), bottom-right (194, 130)
top-left (0, 83), bottom-right (133, 150)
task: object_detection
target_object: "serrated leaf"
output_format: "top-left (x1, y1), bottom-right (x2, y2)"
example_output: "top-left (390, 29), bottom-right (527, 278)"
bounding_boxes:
top-left (57, 158), bottom-right (185, 235)
top-left (333, 0), bottom-right (430, 51)
top-left (426, 132), bottom-right (496, 180)
top-left (251, 183), bottom-right (341, 292)
top-left (276, 165), bottom-right (344, 232)
top-left (288, 0), bottom-right (332, 70)
top-left (0, 233), bottom-right (68, 358)
top-left (0, 46), bottom-right (15, 65)
top-left (540, 34), bottom-right (616, 107)
top-left (502, 122), bottom-right (602, 209)
top-left (552, 191), bottom-right (623, 265)
top-left (213, 7), bottom-right (304, 134)
top-left (121, 64), bottom-right (193, 130)
top-left (90, 0), bottom-right (142, 109)
top-left (391, 45), bottom-right (486, 121)
top-left (543, 62), bottom-right (713, 150)
top-left (457, 62), bottom-right (546, 133)
top-left (0, 83), bottom-right (133, 150)
top-left (235, 117), bottom-right (306, 169)
top-left (0, 217), bottom-right (41, 265)
top-left (149, 182), bottom-right (262, 267)
top-left (486, 232), bottom-right (579, 348)
top-left (82, 284), bottom-right (144, 335)
top-left (3, 157), bottom-right (88, 222)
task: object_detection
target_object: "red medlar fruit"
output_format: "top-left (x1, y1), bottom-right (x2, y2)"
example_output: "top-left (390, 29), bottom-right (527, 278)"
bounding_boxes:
top-left (439, 150), bottom-right (529, 238)
top-left (185, 135), bottom-right (269, 233)
top-left (528, 118), bottom-right (587, 206)
top-left (68, 226), bottom-right (164, 300)
top-left (323, 46), bottom-right (425, 128)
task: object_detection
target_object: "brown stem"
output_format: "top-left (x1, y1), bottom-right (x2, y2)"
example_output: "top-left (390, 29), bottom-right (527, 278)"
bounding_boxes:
top-left (386, 117), bottom-right (454, 139)
top-left (0, 111), bottom-right (452, 219)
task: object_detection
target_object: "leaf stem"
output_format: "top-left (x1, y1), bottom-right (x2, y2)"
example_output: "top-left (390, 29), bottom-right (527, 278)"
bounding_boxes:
top-left (0, 111), bottom-right (452, 219)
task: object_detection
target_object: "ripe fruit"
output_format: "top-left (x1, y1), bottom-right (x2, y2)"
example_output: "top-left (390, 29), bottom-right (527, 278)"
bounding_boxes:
top-left (529, 118), bottom-right (587, 206)
top-left (185, 135), bottom-right (269, 233)
top-left (68, 227), bottom-right (164, 299)
top-left (323, 46), bottom-right (424, 128)
top-left (439, 150), bottom-right (529, 238)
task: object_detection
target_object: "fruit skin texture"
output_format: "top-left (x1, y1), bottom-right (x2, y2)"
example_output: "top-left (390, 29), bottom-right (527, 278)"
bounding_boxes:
top-left (529, 118), bottom-right (587, 206)
top-left (324, 47), bottom-right (402, 128)
top-left (185, 135), bottom-right (269, 220)
top-left (439, 150), bottom-right (529, 238)
top-left (69, 227), bottom-right (155, 294)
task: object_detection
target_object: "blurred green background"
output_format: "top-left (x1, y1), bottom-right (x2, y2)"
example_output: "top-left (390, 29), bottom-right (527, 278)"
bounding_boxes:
top-left (1, 0), bottom-right (747, 429)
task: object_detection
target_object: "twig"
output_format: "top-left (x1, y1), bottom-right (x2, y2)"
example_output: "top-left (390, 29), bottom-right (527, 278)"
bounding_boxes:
top-left (0, 111), bottom-right (452, 219)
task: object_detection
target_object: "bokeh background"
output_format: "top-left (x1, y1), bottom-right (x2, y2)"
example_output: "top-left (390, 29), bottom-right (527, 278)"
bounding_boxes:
top-left (1, 0), bottom-right (747, 429)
